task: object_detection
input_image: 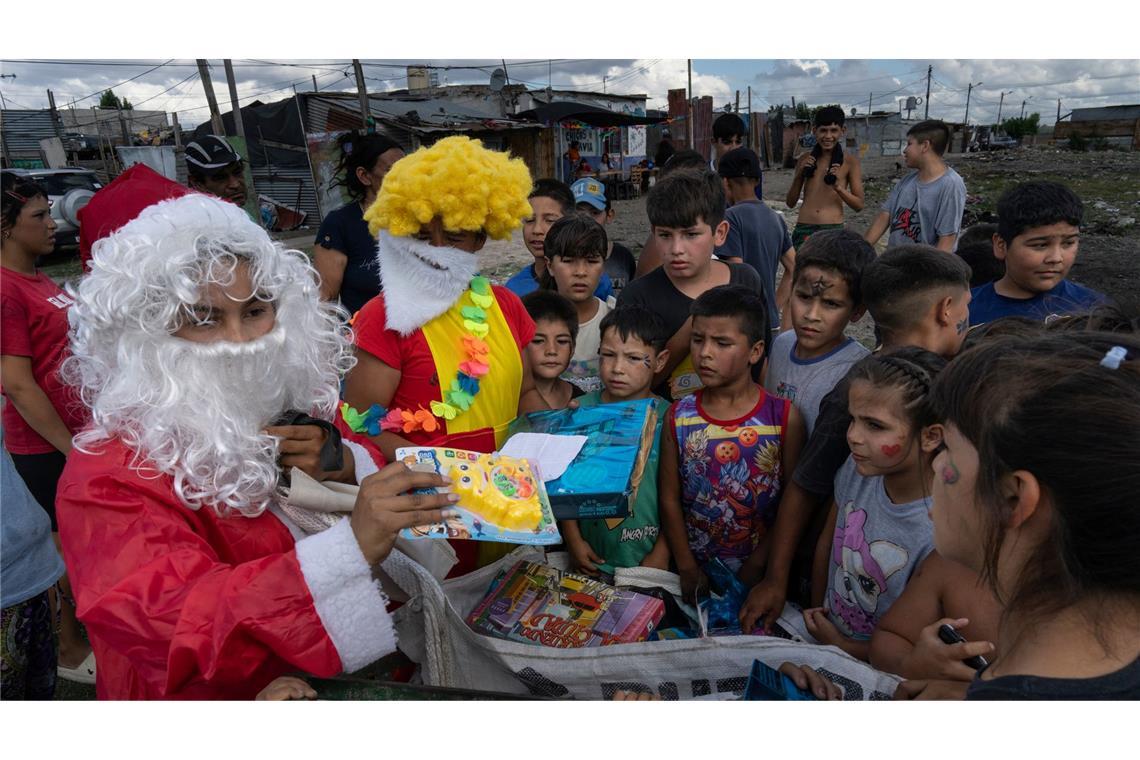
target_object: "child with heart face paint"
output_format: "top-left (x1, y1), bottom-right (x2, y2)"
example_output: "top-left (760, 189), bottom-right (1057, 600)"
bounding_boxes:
top-left (799, 348), bottom-right (948, 662)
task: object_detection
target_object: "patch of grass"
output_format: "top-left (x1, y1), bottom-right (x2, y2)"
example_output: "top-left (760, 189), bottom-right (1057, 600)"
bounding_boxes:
top-left (39, 253), bottom-right (83, 286)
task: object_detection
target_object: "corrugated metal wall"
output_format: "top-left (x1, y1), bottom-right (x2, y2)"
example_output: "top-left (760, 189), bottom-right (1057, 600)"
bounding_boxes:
top-left (251, 166), bottom-right (320, 229)
top-left (1, 109), bottom-right (59, 160)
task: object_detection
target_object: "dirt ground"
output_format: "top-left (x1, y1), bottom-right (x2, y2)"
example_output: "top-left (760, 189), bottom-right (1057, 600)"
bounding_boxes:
top-left (478, 146), bottom-right (1140, 319)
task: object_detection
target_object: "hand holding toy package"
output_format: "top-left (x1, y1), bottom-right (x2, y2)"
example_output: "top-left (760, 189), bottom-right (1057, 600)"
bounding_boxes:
top-left (395, 447), bottom-right (561, 545)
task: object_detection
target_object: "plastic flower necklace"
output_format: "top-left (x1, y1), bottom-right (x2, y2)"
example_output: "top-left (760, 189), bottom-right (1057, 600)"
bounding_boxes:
top-left (341, 276), bottom-right (494, 436)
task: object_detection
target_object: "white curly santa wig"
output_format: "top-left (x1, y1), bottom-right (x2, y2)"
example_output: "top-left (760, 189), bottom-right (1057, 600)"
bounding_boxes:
top-left (64, 194), bottom-right (354, 516)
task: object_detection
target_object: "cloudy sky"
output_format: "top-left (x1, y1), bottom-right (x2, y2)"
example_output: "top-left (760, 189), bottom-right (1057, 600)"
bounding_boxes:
top-left (1, 58), bottom-right (1135, 130)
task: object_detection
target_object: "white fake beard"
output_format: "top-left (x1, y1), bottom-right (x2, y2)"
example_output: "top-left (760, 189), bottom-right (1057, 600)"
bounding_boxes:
top-left (117, 324), bottom-right (318, 517)
top-left (376, 230), bottom-right (479, 335)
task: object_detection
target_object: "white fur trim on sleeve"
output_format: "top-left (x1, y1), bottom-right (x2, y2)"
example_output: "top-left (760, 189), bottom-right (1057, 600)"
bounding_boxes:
top-left (294, 518), bottom-right (396, 673)
top-left (343, 439), bottom-right (380, 484)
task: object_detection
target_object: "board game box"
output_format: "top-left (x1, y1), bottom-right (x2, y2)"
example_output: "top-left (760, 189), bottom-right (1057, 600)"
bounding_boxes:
top-left (394, 447), bottom-right (561, 545)
top-left (466, 560), bottom-right (666, 648)
top-left (506, 398), bottom-right (657, 520)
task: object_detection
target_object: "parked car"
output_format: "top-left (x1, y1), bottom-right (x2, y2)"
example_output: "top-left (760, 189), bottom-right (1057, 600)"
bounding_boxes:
top-left (969, 127), bottom-right (1019, 152)
top-left (1, 167), bottom-right (102, 254)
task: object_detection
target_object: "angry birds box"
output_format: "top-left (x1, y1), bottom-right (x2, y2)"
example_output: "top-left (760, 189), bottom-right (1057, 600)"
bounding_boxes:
top-left (507, 398), bottom-right (657, 521)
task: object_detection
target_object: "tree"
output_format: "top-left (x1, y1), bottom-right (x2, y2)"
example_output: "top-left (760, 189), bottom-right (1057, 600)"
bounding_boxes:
top-left (98, 89), bottom-right (132, 110)
top-left (1000, 113), bottom-right (1040, 142)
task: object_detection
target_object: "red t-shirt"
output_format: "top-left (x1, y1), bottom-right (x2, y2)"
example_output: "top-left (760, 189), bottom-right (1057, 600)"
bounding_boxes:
top-left (352, 285), bottom-right (535, 452)
top-left (0, 268), bottom-right (88, 453)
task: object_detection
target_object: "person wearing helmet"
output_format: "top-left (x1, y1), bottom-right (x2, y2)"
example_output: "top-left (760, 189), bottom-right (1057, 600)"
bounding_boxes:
top-left (184, 135), bottom-right (247, 207)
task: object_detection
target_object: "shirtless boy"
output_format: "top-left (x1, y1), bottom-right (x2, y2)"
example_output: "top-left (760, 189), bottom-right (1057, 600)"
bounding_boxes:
top-left (785, 106), bottom-right (864, 250)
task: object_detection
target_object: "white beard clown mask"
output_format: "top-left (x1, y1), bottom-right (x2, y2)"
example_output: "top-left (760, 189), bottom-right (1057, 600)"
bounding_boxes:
top-left (376, 229), bottom-right (480, 336)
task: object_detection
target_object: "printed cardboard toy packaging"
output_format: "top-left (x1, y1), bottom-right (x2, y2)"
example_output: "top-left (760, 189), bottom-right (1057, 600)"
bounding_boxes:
top-left (507, 397), bottom-right (657, 520)
top-left (394, 447), bottom-right (561, 545)
top-left (466, 560), bottom-right (665, 648)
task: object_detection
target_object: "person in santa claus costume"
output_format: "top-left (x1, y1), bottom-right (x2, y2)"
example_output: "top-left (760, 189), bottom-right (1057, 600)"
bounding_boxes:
top-left (341, 136), bottom-right (550, 464)
top-left (55, 193), bottom-right (455, 700)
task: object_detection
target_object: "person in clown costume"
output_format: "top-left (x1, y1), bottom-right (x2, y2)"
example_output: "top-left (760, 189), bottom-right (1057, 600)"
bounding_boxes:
top-left (55, 194), bottom-right (455, 699)
top-left (342, 136), bottom-right (549, 465)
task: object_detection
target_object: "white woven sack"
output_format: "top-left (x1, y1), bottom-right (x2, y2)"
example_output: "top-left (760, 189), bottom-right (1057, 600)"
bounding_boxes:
top-left (388, 548), bottom-right (903, 700)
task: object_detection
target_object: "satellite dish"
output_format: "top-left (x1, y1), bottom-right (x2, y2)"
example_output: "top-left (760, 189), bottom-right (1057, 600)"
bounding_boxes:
top-left (489, 68), bottom-right (506, 93)
top-left (905, 96), bottom-right (917, 110)
top-left (851, 107), bottom-right (858, 116)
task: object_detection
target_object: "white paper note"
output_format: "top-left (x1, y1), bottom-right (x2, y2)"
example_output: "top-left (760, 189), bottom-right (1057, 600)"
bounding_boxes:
top-left (499, 433), bottom-right (587, 482)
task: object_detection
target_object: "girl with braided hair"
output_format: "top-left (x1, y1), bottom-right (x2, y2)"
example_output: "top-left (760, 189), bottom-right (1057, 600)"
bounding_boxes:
top-left (798, 347), bottom-right (947, 661)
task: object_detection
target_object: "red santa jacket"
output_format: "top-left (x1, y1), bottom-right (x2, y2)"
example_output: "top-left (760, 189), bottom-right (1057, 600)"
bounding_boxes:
top-left (56, 438), bottom-right (395, 700)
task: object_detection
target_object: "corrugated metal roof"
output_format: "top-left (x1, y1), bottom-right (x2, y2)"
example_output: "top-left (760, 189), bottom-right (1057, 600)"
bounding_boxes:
top-left (1071, 104), bottom-right (1140, 122)
top-left (302, 93), bottom-right (537, 135)
top-left (1, 109), bottom-right (59, 156)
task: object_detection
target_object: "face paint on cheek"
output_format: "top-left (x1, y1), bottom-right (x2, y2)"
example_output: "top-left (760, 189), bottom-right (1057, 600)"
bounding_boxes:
top-left (881, 443), bottom-right (902, 457)
top-left (956, 318), bottom-right (968, 335)
top-left (941, 462), bottom-right (960, 484)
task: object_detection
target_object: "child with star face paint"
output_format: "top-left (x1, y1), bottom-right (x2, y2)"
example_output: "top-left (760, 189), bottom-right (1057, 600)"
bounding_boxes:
top-left (798, 348), bottom-right (947, 662)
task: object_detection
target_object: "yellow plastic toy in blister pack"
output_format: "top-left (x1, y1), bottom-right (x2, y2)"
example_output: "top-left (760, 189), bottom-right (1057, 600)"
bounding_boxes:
top-left (449, 456), bottom-right (542, 532)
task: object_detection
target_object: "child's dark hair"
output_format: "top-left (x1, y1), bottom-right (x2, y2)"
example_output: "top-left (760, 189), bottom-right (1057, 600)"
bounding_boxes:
top-left (848, 347), bottom-right (947, 433)
top-left (646, 168), bottom-right (726, 230)
top-left (539, 213), bottom-right (608, 290)
top-left (690, 284), bottom-right (769, 346)
top-left (529, 178), bottom-right (574, 215)
top-left (996, 181), bottom-right (1083, 244)
top-left (332, 131), bottom-right (403, 203)
top-left (960, 316), bottom-right (1043, 351)
top-left (792, 229), bottom-right (876, 308)
top-left (814, 106), bottom-right (845, 128)
top-left (931, 331), bottom-right (1140, 626)
top-left (955, 223), bottom-right (1004, 287)
top-left (1044, 303), bottom-right (1138, 335)
top-left (713, 113), bottom-right (747, 141)
top-left (1, 173), bottom-right (48, 231)
top-left (599, 306), bottom-right (669, 353)
top-left (660, 149), bottom-right (707, 176)
top-left (862, 245), bottom-right (971, 341)
top-left (907, 120), bottom-right (952, 156)
top-left (522, 289), bottom-right (579, 343)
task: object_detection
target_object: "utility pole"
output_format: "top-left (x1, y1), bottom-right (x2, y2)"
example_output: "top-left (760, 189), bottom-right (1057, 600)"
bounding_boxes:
top-left (1021, 98), bottom-right (1030, 119)
top-left (746, 86), bottom-right (752, 149)
top-left (222, 59), bottom-right (244, 140)
top-left (171, 113), bottom-right (183, 150)
top-left (116, 102), bottom-right (130, 146)
top-left (46, 89), bottom-right (62, 139)
top-left (924, 65), bottom-right (932, 119)
top-left (313, 75), bottom-right (318, 92)
top-left (997, 91), bottom-right (1007, 126)
top-left (352, 59), bottom-right (370, 130)
top-left (686, 59), bottom-right (693, 149)
top-left (964, 83), bottom-right (974, 125)
top-left (735, 90), bottom-right (740, 114)
top-left (1057, 99), bottom-right (1062, 125)
top-left (196, 59), bottom-right (225, 136)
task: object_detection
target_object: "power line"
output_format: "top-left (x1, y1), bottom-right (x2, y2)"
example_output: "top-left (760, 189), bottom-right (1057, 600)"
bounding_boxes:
top-left (61, 59), bottom-right (174, 108)
top-left (129, 71), bottom-right (201, 109)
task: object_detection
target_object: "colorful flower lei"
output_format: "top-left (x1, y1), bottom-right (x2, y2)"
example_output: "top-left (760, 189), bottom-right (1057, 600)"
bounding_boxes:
top-left (340, 276), bottom-right (494, 436)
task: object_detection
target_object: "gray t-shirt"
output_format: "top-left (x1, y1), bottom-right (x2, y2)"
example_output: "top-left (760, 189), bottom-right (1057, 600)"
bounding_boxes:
top-left (764, 331), bottom-right (869, 436)
top-left (882, 167), bottom-right (966, 250)
top-left (714, 200), bottom-right (793, 331)
top-left (825, 456), bottom-right (934, 640)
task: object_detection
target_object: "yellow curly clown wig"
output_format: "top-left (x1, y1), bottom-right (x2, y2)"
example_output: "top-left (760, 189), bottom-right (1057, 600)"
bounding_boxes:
top-left (364, 135), bottom-right (533, 241)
